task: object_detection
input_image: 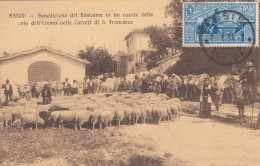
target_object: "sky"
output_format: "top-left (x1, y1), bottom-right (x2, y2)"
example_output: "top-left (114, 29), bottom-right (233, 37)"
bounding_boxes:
top-left (0, 0), bottom-right (173, 56)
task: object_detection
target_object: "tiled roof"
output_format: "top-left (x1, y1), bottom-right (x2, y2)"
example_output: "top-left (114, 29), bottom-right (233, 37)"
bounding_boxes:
top-left (0, 46), bottom-right (90, 64)
top-left (124, 28), bottom-right (149, 40)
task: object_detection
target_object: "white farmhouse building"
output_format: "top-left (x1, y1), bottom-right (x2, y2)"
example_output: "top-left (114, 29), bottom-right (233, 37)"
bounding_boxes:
top-left (124, 29), bottom-right (151, 74)
top-left (0, 46), bottom-right (89, 98)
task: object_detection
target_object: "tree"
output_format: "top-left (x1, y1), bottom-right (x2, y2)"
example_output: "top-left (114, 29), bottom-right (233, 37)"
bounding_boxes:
top-left (145, 26), bottom-right (174, 70)
top-left (164, 47), bottom-right (233, 76)
top-left (78, 46), bottom-right (115, 76)
top-left (164, 0), bottom-right (183, 50)
top-left (147, 26), bottom-right (174, 56)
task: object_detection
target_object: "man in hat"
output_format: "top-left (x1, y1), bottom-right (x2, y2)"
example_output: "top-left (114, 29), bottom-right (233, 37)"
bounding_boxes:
top-left (211, 75), bottom-right (220, 111)
top-left (63, 78), bottom-right (71, 96)
top-left (2, 79), bottom-right (13, 105)
top-left (168, 73), bottom-right (181, 98)
top-left (239, 62), bottom-right (257, 104)
top-left (118, 77), bottom-right (128, 92)
top-left (83, 77), bottom-right (89, 95)
top-left (31, 82), bottom-right (41, 98)
top-left (154, 75), bottom-right (162, 94)
top-left (133, 75), bottom-right (142, 92)
top-left (88, 76), bottom-right (94, 94)
top-left (71, 80), bottom-right (79, 95)
top-left (161, 75), bottom-right (168, 94)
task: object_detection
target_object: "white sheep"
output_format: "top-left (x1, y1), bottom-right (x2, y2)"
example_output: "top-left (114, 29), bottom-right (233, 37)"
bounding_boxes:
top-left (100, 82), bottom-right (113, 92)
top-left (131, 108), bottom-right (141, 125)
top-left (139, 107), bottom-right (147, 124)
top-left (50, 111), bottom-right (60, 128)
top-left (160, 104), bottom-right (172, 121)
top-left (0, 107), bottom-right (12, 114)
top-left (152, 106), bottom-right (168, 124)
top-left (157, 107), bottom-right (168, 124)
top-left (11, 108), bottom-right (37, 120)
top-left (3, 113), bottom-right (12, 127)
top-left (12, 119), bottom-right (22, 128)
top-left (174, 102), bottom-right (182, 116)
top-left (17, 99), bottom-right (28, 106)
top-left (123, 99), bottom-right (137, 107)
top-left (115, 106), bottom-right (125, 126)
top-left (75, 110), bottom-right (93, 130)
top-left (169, 103), bottom-right (180, 119)
top-left (90, 109), bottom-right (103, 130)
top-left (21, 114), bottom-right (44, 130)
top-left (86, 103), bottom-right (99, 111)
top-left (11, 109), bottom-right (24, 119)
top-left (157, 93), bottom-right (169, 100)
top-left (100, 110), bottom-right (115, 129)
top-left (7, 101), bottom-right (16, 107)
top-left (51, 111), bottom-right (76, 130)
top-left (169, 98), bottom-right (181, 103)
top-left (124, 107), bottom-right (133, 125)
top-left (167, 100), bottom-right (181, 118)
top-left (23, 108), bottom-right (38, 115)
top-left (144, 105), bottom-right (153, 123)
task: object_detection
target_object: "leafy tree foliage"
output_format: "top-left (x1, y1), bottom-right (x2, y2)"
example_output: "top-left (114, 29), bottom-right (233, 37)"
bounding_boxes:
top-left (165, 48), bottom-right (232, 76)
top-left (165, 0), bottom-right (183, 50)
top-left (147, 26), bottom-right (174, 55)
top-left (145, 26), bottom-right (174, 70)
top-left (78, 46), bottom-right (115, 76)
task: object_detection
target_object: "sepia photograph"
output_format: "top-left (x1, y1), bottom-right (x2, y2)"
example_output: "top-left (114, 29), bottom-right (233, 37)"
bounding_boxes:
top-left (0, 0), bottom-right (260, 165)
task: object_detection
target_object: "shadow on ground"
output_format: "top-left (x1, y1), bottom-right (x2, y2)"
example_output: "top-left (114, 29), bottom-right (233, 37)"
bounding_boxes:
top-left (128, 155), bottom-right (163, 166)
top-left (184, 110), bottom-right (257, 129)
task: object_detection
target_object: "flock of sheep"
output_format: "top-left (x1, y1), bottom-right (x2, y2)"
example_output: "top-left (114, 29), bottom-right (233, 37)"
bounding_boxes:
top-left (0, 92), bottom-right (181, 131)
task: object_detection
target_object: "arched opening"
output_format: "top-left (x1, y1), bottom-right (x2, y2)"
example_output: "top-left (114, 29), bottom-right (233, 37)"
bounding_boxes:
top-left (28, 61), bottom-right (61, 84)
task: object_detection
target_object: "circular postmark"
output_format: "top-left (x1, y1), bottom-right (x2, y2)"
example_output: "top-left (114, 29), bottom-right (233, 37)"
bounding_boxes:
top-left (199, 10), bottom-right (255, 65)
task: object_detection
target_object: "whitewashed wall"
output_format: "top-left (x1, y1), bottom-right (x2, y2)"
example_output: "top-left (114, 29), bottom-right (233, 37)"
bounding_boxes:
top-left (0, 50), bottom-right (86, 99)
top-left (133, 33), bottom-right (150, 53)
top-left (127, 33), bottom-right (150, 74)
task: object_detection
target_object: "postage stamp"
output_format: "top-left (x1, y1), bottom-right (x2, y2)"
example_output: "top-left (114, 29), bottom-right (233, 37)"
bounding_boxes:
top-left (183, 2), bottom-right (259, 47)
top-left (200, 10), bottom-right (256, 65)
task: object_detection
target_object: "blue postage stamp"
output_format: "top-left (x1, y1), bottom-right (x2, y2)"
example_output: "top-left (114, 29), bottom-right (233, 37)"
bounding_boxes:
top-left (183, 2), bottom-right (259, 47)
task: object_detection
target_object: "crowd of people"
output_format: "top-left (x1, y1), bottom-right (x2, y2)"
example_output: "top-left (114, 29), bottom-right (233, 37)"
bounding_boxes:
top-left (117, 73), bottom-right (182, 97)
top-left (1, 61), bottom-right (258, 120)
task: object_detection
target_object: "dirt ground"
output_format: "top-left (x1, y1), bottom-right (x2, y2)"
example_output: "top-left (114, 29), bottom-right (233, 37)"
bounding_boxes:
top-left (1, 102), bottom-right (260, 166)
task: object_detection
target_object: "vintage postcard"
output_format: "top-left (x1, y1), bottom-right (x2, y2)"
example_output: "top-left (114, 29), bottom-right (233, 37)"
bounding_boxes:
top-left (0, 0), bottom-right (260, 166)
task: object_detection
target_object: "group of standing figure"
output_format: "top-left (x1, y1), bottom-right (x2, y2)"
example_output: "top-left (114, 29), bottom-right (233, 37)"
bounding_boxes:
top-left (199, 62), bottom-right (258, 119)
top-left (1, 61), bottom-right (258, 122)
top-left (117, 73), bottom-right (182, 99)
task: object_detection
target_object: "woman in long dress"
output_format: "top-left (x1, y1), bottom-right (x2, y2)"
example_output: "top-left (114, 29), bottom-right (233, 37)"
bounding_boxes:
top-left (200, 79), bottom-right (217, 118)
